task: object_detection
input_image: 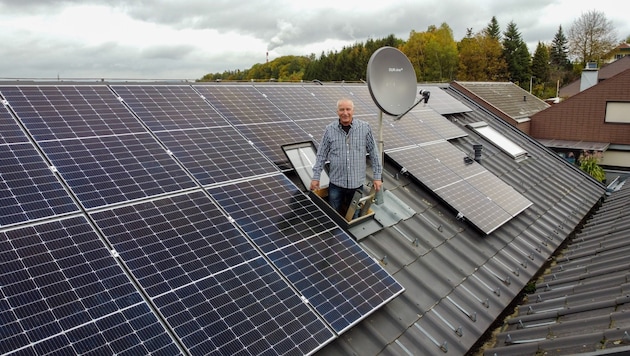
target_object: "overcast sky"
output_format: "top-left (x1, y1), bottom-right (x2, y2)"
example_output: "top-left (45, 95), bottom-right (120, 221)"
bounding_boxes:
top-left (1, 0), bottom-right (627, 81)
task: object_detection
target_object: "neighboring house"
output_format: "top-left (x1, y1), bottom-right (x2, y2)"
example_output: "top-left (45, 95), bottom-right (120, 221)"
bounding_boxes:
top-left (530, 68), bottom-right (630, 171)
top-left (605, 42), bottom-right (630, 63)
top-left (450, 81), bottom-right (549, 135)
top-left (559, 55), bottom-right (630, 98)
top-left (0, 81), bottom-right (609, 356)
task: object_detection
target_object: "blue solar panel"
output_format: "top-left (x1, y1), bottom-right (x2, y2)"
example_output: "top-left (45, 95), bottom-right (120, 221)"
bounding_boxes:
top-left (111, 85), bottom-right (279, 184)
top-left (388, 141), bottom-right (531, 234)
top-left (194, 85), bottom-right (314, 168)
top-left (207, 174), bottom-right (405, 333)
top-left (0, 103), bottom-right (29, 144)
top-left (0, 85), bottom-right (147, 140)
top-left (254, 85), bottom-right (335, 120)
top-left (38, 133), bottom-right (197, 209)
top-left (90, 190), bottom-right (335, 355)
top-left (112, 85), bottom-right (232, 131)
top-left (0, 216), bottom-right (182, 356)
top-left (0, 143), bottom-right (79, 226)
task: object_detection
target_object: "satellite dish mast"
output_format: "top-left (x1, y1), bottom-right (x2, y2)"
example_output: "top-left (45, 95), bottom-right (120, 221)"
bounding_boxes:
top-left (367, 46), bottom-right (425, 204)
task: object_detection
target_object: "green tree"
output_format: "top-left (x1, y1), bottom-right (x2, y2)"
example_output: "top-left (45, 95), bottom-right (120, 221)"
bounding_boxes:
top-left (568, 10), bottom-right (618, 67)
top-left (402, 23), bottom-right (458, 82)
top-left (502, 21), bottom-right (531, 88)
top-left (485, 16), bottom-right (501, 41)
top-left (550, 25), bottom-right (571, 70)
top-left (457, 30), bottom-right (508, 81)
top-left (531, 42), bottom-right (550, 96)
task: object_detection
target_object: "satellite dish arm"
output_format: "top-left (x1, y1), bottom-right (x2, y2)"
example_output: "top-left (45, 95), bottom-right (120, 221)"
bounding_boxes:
top-left (393, 90), bottom-right (430, 121)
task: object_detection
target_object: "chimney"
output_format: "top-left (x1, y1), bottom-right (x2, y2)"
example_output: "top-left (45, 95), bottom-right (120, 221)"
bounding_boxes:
top-left (580, 62), bottom-right (599, 92)
top-left (473, 144), bottom-right (483, 162)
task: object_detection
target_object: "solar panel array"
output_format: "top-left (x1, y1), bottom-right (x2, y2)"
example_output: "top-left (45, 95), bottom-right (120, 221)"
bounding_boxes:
top-left (0, 83), bottom-right (407, 356)
top-left (387, 141), bottom-right (532, 234)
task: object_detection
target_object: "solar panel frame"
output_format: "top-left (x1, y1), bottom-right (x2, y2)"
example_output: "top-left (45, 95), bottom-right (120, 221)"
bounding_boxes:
top-left (0, 102), bottom-right (30, 144)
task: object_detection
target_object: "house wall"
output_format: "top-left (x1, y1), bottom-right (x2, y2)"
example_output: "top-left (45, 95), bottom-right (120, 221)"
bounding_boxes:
top-left (530, 69), bottom-right (630, 146)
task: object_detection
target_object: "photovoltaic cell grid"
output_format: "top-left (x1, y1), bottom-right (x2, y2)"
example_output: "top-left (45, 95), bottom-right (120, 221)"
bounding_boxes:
top-left (195, 85), bottom-right (290, 125)
top-left (207, 174), bottom-right (405, 333)
top-left (416, 85), bottom-right (473, 115)
top-left (0, 86), bottom-right (147, 141)
top-left (0, 103), bottom-right (28, 145)
top-left (0, 142), bottom-right (79, 226)
top-left (387, 141), bottom-right (531, 234)
top-left (89, 190), bottom-right (335, 355)
top-left (254, 85), bottom-right (336, 120)
top-left (111, 85), bottom-right (279, 185)
top-left (0, 216), bottom-right (182, 356)
top-left (194, 85), bottom-right (314, 168)
top-left (111, 85), bottom-right (231, 131)
top-left (407, 108), bottom-right (468, 140)
top-left (153, 127), bottom-right (278, 185)
top-left (1, 86), bottom-right (199, 209)
top-left (37, 133), bottom-right (197, 209)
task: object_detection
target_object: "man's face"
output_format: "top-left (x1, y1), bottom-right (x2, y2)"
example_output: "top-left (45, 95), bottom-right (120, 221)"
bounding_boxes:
top-left (337, 101), bottom-right (354, 126)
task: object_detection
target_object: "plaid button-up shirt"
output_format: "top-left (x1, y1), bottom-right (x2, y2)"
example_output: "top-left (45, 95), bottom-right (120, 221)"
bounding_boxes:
top-left (312, 119), bottom-right (382, 189)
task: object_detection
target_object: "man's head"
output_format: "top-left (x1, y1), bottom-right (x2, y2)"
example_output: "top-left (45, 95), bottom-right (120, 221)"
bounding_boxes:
top-left (337, 98), bottom-right (354, 126)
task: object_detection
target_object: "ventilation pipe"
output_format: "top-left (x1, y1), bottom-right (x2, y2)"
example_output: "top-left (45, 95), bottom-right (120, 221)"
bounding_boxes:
top-left (473, 143), bottom-right (483, 162)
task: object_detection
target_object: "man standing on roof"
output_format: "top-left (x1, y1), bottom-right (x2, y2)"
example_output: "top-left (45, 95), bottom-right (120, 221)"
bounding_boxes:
top-left (310, 98), bottom-right (382, 217)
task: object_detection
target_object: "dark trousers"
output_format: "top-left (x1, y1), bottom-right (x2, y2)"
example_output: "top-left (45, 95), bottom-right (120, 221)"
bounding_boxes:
top-left (328, 183), bottom-right (361, 218)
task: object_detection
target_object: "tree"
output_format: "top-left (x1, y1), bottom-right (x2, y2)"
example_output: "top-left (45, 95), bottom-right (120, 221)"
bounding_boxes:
top-left (402, 24), bottom-right (458, 82)
top-left (568, 10), bottom-right (618, 67)
top-left (457, 30), bottom-right (508, 81)
top-left (550, 25), bottom-right (571, 70)
top-left (502, 21), bottom-right (531, 88)
top-left (485, 16), bottom-right (501, 41)
top-left (530, 42), bottom-right (550, 95)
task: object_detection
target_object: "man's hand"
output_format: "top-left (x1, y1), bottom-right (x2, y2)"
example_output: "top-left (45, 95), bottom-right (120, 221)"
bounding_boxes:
top-left (310, 180), bottom-right (320, 191)
top-left (373, 179), bottom-right (382, 191)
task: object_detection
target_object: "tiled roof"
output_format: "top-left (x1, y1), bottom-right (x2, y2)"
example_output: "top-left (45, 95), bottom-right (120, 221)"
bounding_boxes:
top-left (482, 174), bottom-right (630, 355)
top-left (451, 81), bottom-right (549, 122)
top-left (560, 56), bottom-right (630, 98)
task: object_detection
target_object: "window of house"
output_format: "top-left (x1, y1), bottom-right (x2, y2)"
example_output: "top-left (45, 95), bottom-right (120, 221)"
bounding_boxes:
top-left (605, 101), bottom-right (630, 123)
top-left (467, 121), bottom-right (528, 160)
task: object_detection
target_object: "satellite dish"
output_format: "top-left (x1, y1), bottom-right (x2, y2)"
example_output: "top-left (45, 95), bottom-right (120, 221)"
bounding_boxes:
top-left (366, 46), bottom-right (417, 116)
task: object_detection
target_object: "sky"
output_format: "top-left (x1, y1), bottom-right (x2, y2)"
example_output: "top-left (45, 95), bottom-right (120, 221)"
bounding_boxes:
top-left (1, 0), bottom-right (628, 81)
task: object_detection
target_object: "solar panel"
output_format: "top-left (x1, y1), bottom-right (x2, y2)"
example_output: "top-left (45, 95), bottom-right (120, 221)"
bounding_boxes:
top-left (207, 174), bottom-right (405, 333)
top-left (407, 108), bottom-right (468, 140)
top-left (417, 85), bottom-right (473, 115)
top-left (90, 190), bottom-right (335, 355)
top-left (0, 216), bottom-right (182, 355)
top-left (0, 102), bottom-right (29, 144)
top-left (111, 85), bottom-right (232, 131)
top-left (0, 85), bottom-right (147, 140)
top-left (110, 85), bottom-right (279, 184)
top-left (0, 143), bottom-right (79, 226)
top-left (194, 85), bottom-right (314, 168)
top-left (195, 85), bottom-right (290, 125)
top-left (254, 85), bottom-right (336, 120)
top-left (38, 133), bottom-right (197, 209)
top-left (387, 141), bottom-right (531, 234)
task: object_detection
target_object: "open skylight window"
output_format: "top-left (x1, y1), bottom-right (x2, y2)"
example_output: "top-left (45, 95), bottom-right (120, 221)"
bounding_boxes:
top-left (467, 121), bottom-right (528, 160)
